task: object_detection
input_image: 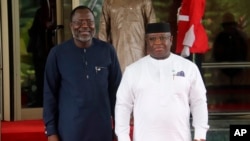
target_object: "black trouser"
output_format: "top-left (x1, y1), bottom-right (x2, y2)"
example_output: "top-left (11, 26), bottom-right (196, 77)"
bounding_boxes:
top-left (185, 53), bottom-right (203, 77)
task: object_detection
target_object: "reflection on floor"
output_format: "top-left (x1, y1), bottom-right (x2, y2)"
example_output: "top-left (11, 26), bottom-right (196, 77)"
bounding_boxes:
top-left (207, 85), bottom-right (250, 113)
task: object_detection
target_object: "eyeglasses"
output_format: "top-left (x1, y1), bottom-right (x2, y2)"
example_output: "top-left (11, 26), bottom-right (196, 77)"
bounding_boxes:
top-left (147, 35), bottom-right (171, 43)
top-left (72, 20), bottom-right (95, 27)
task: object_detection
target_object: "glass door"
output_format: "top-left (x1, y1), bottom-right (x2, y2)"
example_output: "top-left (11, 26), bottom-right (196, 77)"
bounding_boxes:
top-left (14, 0), bottom-right (75, 120)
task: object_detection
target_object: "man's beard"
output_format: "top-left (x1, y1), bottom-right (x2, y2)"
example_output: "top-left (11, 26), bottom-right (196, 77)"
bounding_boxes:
top-left (75, 35), bottom-right (91, 42)
top-left (72, 30), bottom-right (94, 42)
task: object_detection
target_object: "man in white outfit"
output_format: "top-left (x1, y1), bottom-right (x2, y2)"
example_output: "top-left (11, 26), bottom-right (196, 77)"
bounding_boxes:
top-left (115, 22), bottom-right (209, 141)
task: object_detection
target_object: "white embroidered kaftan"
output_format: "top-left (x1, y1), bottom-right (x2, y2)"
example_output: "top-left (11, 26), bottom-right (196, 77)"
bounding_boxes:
top-left (115, 53), bottom-right (209, 141)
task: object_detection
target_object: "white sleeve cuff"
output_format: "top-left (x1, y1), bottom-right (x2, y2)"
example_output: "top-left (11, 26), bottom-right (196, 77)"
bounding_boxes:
top-left (117, 134), bottom-right (131, 141)
top-left (194, 127), bottom-right (208, 140)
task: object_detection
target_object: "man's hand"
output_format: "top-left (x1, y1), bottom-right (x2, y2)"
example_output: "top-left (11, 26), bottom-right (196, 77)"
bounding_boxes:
top-left (48, 135), bottom-right (59, 141)
top-left (181, 46), bottom-right (190, 57)
top-left (194, 139), bottom-right (206, 141)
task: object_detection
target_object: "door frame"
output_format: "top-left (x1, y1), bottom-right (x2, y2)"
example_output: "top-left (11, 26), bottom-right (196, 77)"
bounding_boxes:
top-left (1, 0), bottom-right (11, 121)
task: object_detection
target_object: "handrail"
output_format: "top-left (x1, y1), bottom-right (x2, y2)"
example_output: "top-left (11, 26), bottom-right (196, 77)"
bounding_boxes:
top-left (202, 62), bottom-right (250, 68)
top-left (208, 112), bottom-right (250, 121)
top-left (209, 112), bottom-right (250, 116)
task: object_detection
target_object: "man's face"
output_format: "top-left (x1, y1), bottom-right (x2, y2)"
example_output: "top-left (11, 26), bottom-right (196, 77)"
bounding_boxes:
top-left (146, 32), bottom-right (172, 59)
top-left (70, 9), bottom-right (95, 43)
